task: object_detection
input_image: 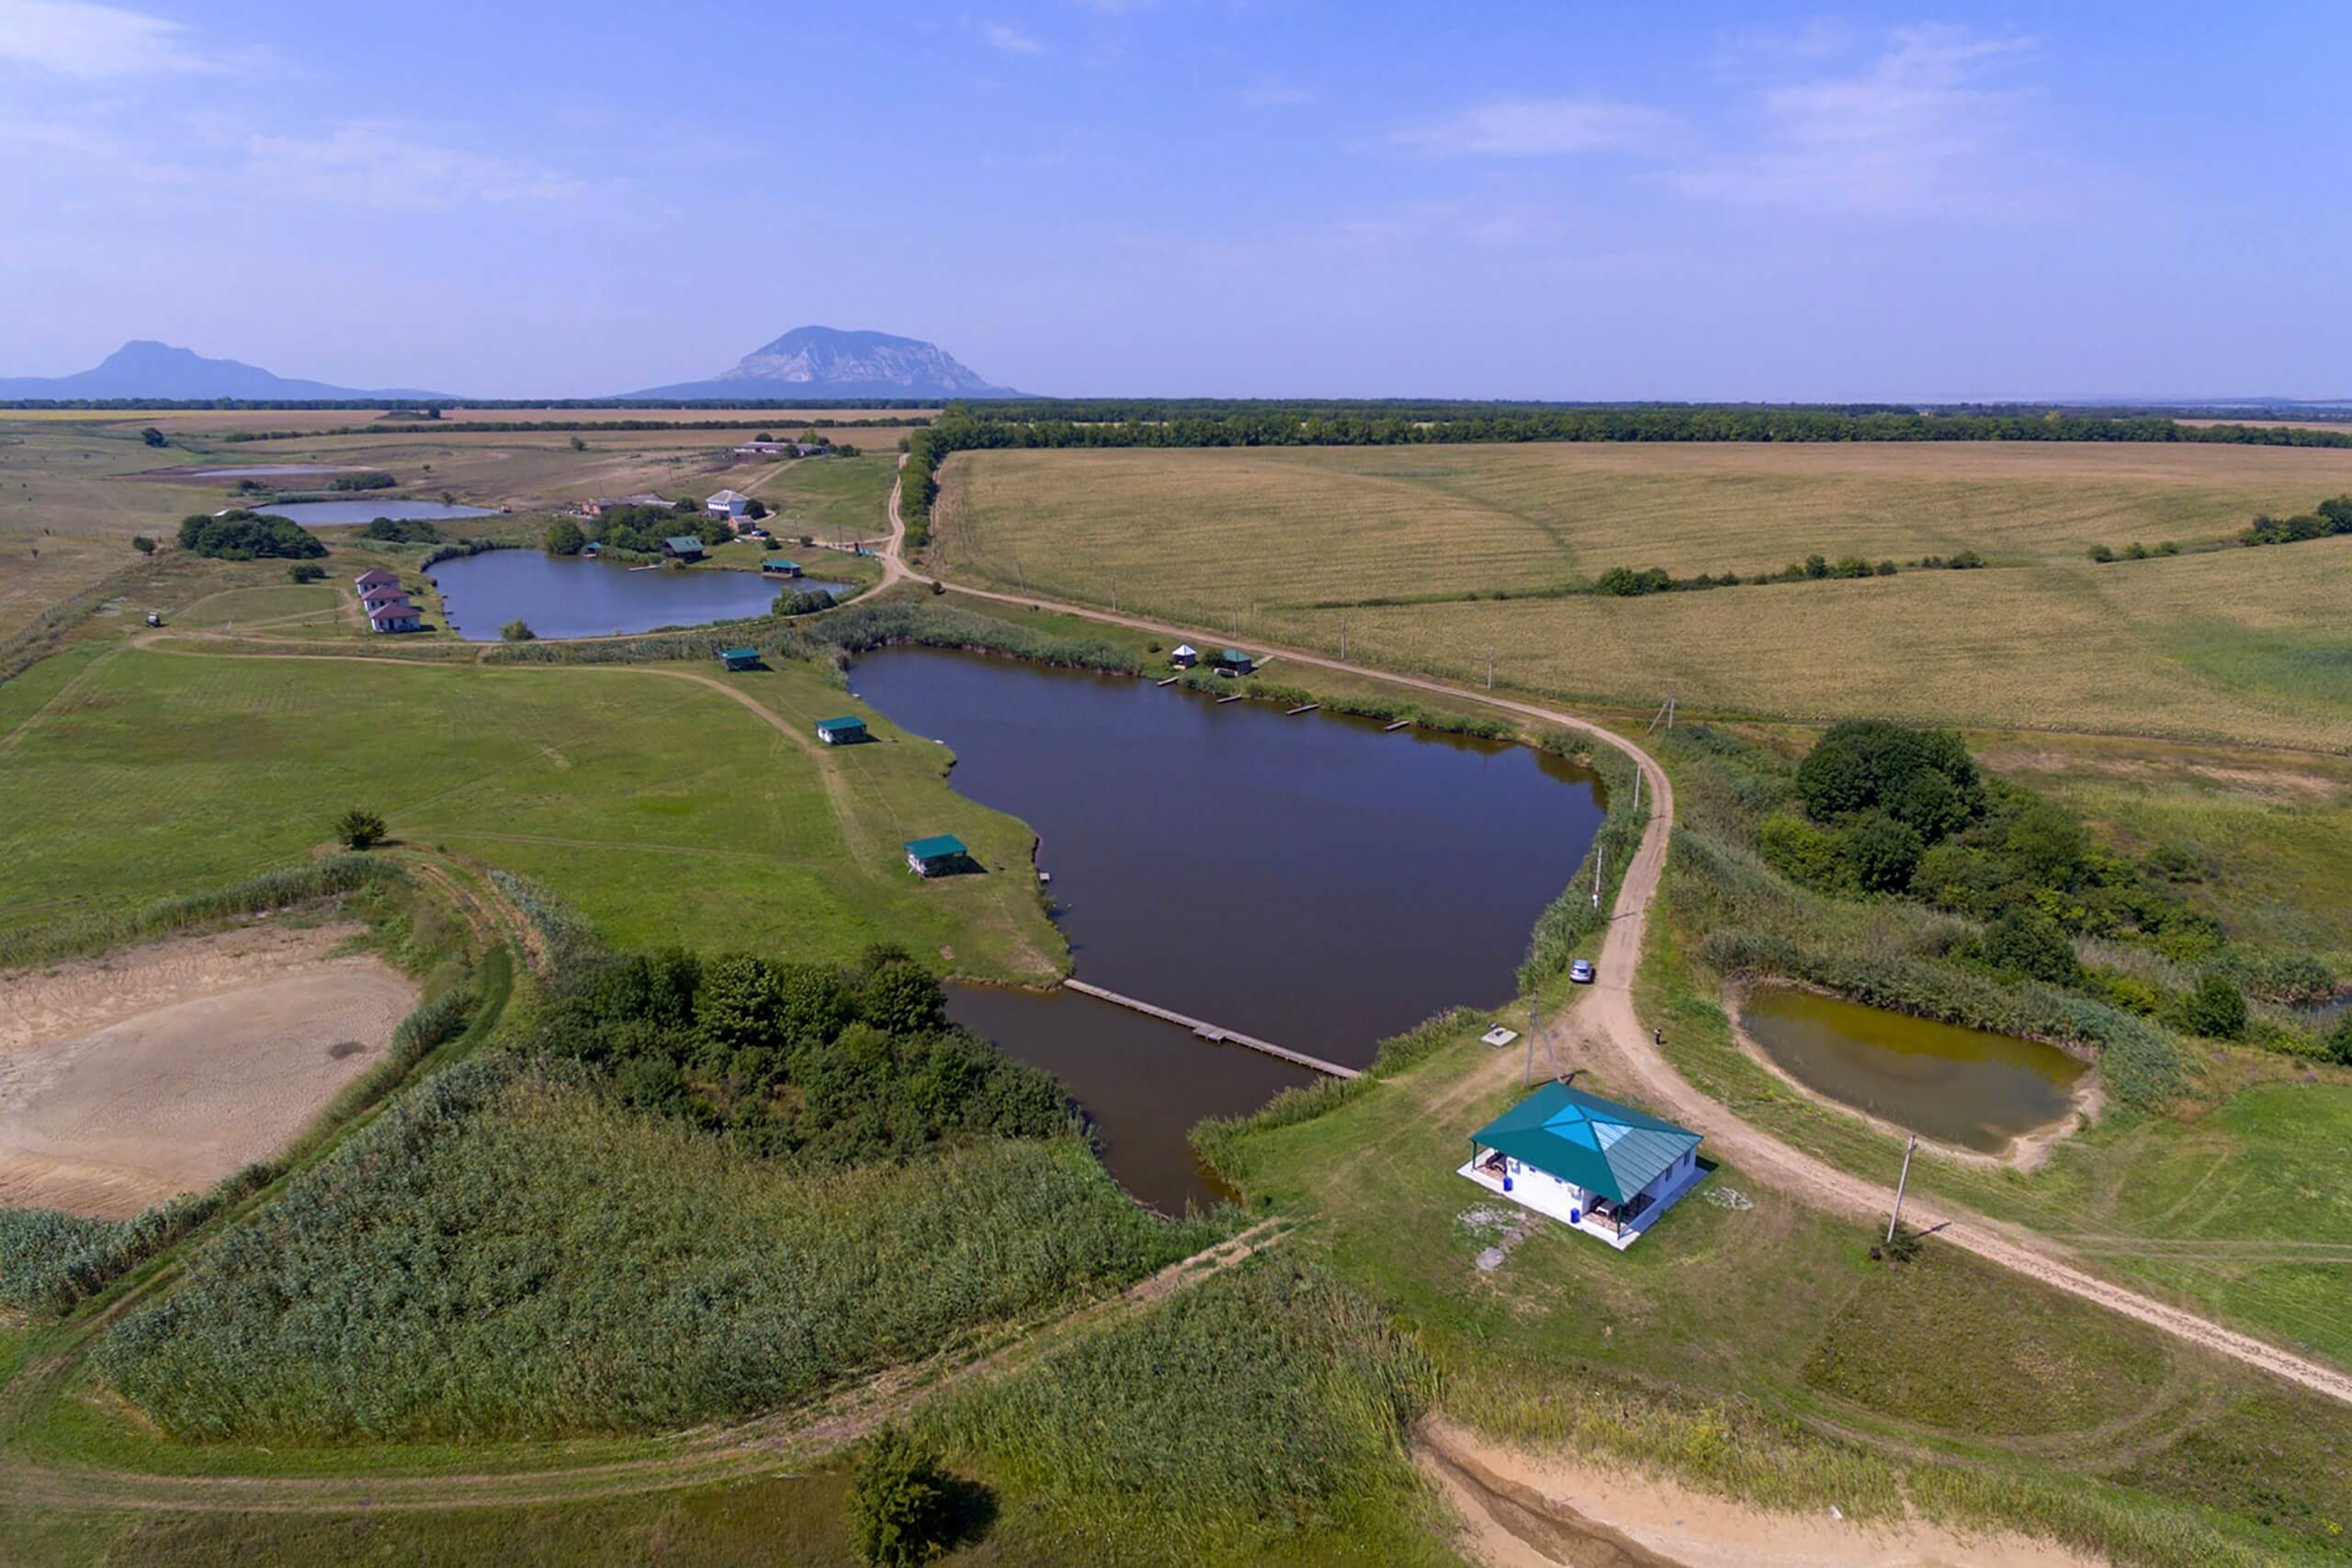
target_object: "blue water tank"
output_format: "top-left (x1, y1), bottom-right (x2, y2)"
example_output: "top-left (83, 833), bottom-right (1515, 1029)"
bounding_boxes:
top-left (1570, 1207), bottom-right (1581, 1224)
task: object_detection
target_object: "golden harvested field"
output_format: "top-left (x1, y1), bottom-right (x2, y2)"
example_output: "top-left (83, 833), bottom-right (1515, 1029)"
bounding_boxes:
top-left (938, 443), bottom-right (2352, 750)
top-left (0, 423), bottom-right (228, 639)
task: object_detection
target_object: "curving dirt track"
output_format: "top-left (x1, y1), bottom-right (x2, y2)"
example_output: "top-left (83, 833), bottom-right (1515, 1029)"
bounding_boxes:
top-left (885, 472), bottom-right (2352, 1411)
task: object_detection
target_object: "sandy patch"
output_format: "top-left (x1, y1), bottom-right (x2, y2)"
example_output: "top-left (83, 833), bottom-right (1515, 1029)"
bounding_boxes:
top-left (1419, 1419), bottom-right (2101, 1568)
top-left (0, 924), bottom-right (417, 1216)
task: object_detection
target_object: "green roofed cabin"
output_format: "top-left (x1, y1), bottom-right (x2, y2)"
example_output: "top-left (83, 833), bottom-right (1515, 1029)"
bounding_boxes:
top-left (904, 834), bottom-right (969, 877)
top-left (816, 716), bottom-right (867, 745)
top-left (1214, 649), bottom-right (1255, 677)
top-left (662, 535), bottom-right (707, 561)
top-left (761, 557), bottom-right (804, 576)
top-left (718, 648), bottom-right (760, 671)
top-left (1461, 1082), bottom-right (1704, 1250)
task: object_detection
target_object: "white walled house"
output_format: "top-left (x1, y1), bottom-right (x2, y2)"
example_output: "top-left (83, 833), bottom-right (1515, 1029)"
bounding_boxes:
top-left (1460, 1082), bottom-right (1705, 1250)
top-left (705, 488), bottom-right (752, 520)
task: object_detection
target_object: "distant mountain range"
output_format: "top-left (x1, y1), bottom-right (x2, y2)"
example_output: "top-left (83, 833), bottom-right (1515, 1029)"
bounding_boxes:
top-left (0, 341), bottom-right (452, 400)
top-left (628, 326), bottom-right (1029, 400)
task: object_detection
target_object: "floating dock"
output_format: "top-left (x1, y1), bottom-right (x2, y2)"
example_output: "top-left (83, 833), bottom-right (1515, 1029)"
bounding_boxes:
top-left (1062, 980), bottom-right (1360, 1078)
top-left (1285, 703), bottom-right (1319, 716)
top-left (1155, 675), bottom-right (1182, 687)
top-left (1384, 719), bottom-right (1413, 732)
top-left (1216, 694), bottom-right (1243, 705)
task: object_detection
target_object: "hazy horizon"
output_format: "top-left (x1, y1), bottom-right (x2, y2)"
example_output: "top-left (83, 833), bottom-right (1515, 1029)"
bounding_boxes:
top-left (3, 0), bottom-right (2346, 400)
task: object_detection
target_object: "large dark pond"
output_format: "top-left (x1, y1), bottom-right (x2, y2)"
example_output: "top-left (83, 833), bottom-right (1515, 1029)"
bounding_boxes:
top-left (1738, 985), bottom-right (2086, 1155)
top-left (850, 648), bottom-right (1606, 1211)
top-left (431, 549), bottom-right (849, 641)
top-left (262, 499), bottom-right (500, 525)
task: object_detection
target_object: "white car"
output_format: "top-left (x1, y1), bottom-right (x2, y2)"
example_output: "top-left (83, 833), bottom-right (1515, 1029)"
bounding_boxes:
top-left (1569, 959), bottom-right (1596, 984)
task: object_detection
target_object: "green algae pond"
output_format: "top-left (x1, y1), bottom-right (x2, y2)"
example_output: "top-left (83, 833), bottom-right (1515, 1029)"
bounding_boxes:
top-left (1737, 985), bottom-right (2088, 1156)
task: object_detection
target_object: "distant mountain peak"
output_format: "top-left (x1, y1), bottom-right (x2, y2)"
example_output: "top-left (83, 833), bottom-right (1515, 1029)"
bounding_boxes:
top-left (629, 325), bottom-right (1028, 400)
top-left (0, 340), bottom-right (450, 400)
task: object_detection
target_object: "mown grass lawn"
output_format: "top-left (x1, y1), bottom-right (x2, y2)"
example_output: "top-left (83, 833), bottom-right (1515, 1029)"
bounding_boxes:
top-left (0, 645), bottom-right (1063, 981)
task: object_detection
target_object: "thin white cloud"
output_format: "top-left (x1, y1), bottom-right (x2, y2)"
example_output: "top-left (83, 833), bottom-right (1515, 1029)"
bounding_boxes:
top-left (1667, 25), bottom-right (2045, 217)
top-left (1390, 97), bottom-right (1685, 159)
top-left (0, 0), bottom-right (222, 78)
top-left (242, 124), bottom-right (589, 209)
top-left (983, 21), bottom-right (1046, 55)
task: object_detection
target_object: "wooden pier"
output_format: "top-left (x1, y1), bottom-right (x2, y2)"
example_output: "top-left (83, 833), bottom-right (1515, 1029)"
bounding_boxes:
top-left (1285, 703), bottom-right (1319, 716)
top-left (1216, 694), bottom-right (1243, 705)
top-left (1062, 980), bottom-right (1360, 1078)
top-left (1383, 719), bottom-right (1413, 732)
top-left (1155, 675), bottom-right (1182, 687)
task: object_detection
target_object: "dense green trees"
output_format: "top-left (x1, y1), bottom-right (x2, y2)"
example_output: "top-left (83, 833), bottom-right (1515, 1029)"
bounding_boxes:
top-left (848, 1428), bottom-right (956, 1565)
top-left (587, 501), bottom-right (706, 555)
top-left (326, 470), bottom-right (397, 491)
top-left (525, 943), bottom-right (1069, 1163)
top-left (543, 518), bottom-right (585, 555)
top-left (130, 535), bottom-right (155, 554)
top-left (356, 517), bottom-right (442, 543)
top-left (1794, 719), bottom-right (1982, 826)
top-left (286, 563), bottom-right (323, 582)
top-left (2239, 495), bottom-right (2352, 546)
top-left (175, 510), bottom-right (324, 560)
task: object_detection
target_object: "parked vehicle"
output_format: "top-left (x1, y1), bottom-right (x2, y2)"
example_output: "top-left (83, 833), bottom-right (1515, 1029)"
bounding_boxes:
top-left (1569, 958), bottom-right (1596, 984)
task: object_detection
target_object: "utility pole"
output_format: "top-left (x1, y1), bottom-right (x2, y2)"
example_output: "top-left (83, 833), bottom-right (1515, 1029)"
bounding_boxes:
top-left (1632, 766), bottom-right (1641, 816)
top-left (1591, 848), bottom-right (1602, 911)
top-left (1521, 1010), bottom-right (1535, 1087)
top-left (1886, 1133), bottom-right (1918, 1245)
top-left (1016, 558), bottom-right (1026, 592)
top-left (1486, 648), bottom-right (1495, 689)
top-left (1339, 613), bottom-right (1348, 661)
top-left (1111, 575), bottom-right (1118, 612)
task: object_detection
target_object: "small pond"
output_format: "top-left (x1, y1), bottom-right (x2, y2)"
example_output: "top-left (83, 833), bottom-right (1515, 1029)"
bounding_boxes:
top-left (1738, 985), bottom-right (2086, 1155)
top-left (431, 548), bottom-right (848, 641)
top-left (260, 500), bottom-right (501, 525)
top-left (851, 648), bottom-right (1607, 1211)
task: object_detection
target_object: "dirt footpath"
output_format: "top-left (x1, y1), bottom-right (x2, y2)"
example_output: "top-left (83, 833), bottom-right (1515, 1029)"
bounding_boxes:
top-left (1419, 1419), bottom-right (2101, 1568)
top-left (0, 924), bottom-right (416, 1216)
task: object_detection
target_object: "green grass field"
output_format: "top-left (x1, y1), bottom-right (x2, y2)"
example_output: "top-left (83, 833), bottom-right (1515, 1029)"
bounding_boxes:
top-left (750, 452), bottom-right (898, 545)
top-left (937, 443), bottom-right (2352, 750)
top-left (1214, 1007), bottom-right (2352, 1564)
top-left (0, 642), bottom-right (1063, 981)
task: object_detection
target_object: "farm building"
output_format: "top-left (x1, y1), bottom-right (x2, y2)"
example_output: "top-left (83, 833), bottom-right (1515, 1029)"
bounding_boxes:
top-left (762, 557), bottom-right (804, 576)
top-left (705, 489), bottom-right (752, 520)
top-left (662, 535), bottom-right (707, 561)
top-left (816, 716), bottom-right (867, 745)
top-left (903, 834), bottom-right (969, 877)
top-left (718, 648), bottom-right (760, 671)
top-left (1169, 643), bottom-right (1198, 668)
top-left (353, 568), bottom-right (399, 592)
top-left (583, 493), bottom-right (666, 517)
top-left (1214, 649), bottom-right (1255, 677)
top-left (367, 603), bottom-right (424, 635)
top-left (1459, 1082), bottom-right (1704, 1251)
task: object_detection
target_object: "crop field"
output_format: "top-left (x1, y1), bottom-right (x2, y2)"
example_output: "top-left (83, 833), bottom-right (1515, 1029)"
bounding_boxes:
top-left (0, 644), bottom-right (1065, 982)
top-left (0, 423), bottom-right (228, 640)
top-left (938, 443), bottom-right (2352, 749)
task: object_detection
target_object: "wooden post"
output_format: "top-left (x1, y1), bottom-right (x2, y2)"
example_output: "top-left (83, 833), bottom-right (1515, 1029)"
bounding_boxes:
top-left (1339, 612), bottom-right (1348, 661)
top-left (1886, 1133), bottom-right (1918, 1244)
top-left (1487, 648), bottom-right (1495, 689)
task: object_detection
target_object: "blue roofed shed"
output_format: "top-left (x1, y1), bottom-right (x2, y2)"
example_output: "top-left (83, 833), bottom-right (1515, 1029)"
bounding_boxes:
top-left (718, 647), bottom-right (760, 671)
top-left (762, 557), bottom-right (804, 576)
top-left (662, 535), bottom-right (707, 560)
top-left (1461, 1082), bottom-right (1704, 1249)
top-left (817, 716), bottom-right (868, 744)
top-left (904, 834), bottom-right (969, 876)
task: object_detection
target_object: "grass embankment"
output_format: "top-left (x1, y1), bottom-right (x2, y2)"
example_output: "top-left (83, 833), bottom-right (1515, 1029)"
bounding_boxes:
top-left (0, 645), bottom-right (1062, 981)
top-left (937, 442), bottom-right (2352, 749)
top-left (1206, 1007), bottom-right (2352, 1566)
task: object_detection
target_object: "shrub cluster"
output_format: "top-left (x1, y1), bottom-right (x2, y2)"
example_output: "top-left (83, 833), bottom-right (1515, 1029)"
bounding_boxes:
top-left (326, 470), bottom-right (398, 491)
top-left (2086, 540), bottom-right (2181, 562)
top-left (174, 509), bottom-right (324, 561)
top-left (585, 501), bottom-right (729, 555)
top-left (0, 1164), bottom-right (277, 1316)
top-left (2238, 494), bottom-right (2352, 546)
top-left (356, 517), bottom-right (443, 544)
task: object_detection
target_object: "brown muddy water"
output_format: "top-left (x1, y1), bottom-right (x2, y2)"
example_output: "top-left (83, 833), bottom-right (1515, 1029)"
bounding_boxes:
top-left (850, 648), bottom-right (1605, 1212)
top-left (1738, 985), bottom-right (2086, 1155)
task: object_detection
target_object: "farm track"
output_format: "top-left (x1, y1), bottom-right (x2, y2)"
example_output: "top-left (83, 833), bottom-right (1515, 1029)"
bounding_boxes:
top-left (886, 472), bottom-right (2352, 1412)
top-left (0, 1219), bottom-right (1292, 1514)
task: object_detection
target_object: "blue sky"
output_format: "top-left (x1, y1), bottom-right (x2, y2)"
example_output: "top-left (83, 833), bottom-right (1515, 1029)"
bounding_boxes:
top-left (1, 0), bottom-right (2346, 399)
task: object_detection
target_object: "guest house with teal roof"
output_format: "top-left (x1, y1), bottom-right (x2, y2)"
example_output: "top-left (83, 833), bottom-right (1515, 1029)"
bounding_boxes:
top-left (1460, 1082), bottom-right (1705, 1250)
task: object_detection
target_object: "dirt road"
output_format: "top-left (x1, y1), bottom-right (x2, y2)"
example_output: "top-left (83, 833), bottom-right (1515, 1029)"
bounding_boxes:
top-left (883, 473), bottom-right (2352, 1411)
